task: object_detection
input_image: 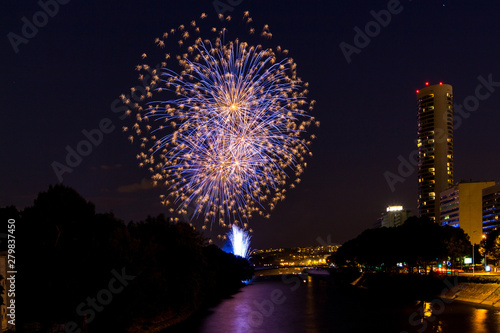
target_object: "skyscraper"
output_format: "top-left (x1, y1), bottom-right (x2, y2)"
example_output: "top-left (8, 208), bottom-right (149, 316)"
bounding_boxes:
top-left (440, 181), bottom-right (495, 244)
top-left (416, 83), bottom-right (453, 222)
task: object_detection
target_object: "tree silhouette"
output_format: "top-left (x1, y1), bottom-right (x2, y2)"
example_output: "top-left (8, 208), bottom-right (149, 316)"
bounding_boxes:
top-left (332, 216), bottom-right (471, 273)
top-left (8, 184), bottom-right (252, 332)
top-left (480, 229), bottom-right (500, 265)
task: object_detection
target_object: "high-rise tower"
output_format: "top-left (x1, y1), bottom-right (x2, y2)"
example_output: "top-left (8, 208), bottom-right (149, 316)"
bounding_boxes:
top-left (416, 82), bottom-right (453, 222)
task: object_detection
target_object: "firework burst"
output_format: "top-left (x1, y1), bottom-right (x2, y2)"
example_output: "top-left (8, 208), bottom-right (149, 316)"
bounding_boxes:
top-left (124, 12), bottom-right (318, 228)
top-left (227, 224), bottom-right (252, 259)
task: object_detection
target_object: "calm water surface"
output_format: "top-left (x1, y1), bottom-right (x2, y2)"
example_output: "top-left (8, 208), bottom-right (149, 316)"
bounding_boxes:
top-left (168, 269), bottom-right (500, 333)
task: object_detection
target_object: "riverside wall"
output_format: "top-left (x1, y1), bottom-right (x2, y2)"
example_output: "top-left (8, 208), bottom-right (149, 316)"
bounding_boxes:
top-left (442, 280), bottom-right (500, 307)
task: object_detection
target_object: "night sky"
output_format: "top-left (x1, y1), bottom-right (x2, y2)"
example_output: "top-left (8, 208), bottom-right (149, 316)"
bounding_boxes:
top-left (2, 0), bottom-right (500, 250)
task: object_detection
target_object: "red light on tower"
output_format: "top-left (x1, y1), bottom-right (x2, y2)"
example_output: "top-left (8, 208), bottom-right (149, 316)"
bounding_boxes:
top-left (416, 90), bottom-right (420, 93)
top-left (439, 82), bottom-right (443, 85)
top-left (425, 82), bottom-right (429, 86)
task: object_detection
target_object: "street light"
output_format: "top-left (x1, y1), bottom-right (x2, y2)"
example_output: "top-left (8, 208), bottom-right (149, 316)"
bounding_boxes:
top-left (472, 243), bottom-right (475, 276)
top-left (482, 234), bottom-right (487, 268)
top-left (472, 230), bottom-right (477, 276)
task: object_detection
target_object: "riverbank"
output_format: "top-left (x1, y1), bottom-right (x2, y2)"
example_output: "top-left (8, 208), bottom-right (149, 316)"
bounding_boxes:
top-left (156, 272), bottom-right (500, 333)
top-left (345, 271), bottom-right (500, 307)
top-left (441, 276), bottom-right (500, 307)
top-left (348, 272), bottom-right (449, 300)
top-left (162, 270), bottom-right (500, 332)
top-left (159, 282), bottom-right (249, 333)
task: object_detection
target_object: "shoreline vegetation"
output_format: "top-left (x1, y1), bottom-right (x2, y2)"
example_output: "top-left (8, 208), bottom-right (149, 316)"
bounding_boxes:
top-left (1, 185), bottom-right (252, 333)
top-left (327, 214), bottom-right (500, 310)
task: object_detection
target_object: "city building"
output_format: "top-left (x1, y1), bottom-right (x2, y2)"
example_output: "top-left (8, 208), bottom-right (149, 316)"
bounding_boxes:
top-left (417, 82), bottom-right (454, 223)
top-left (483, 183), bottom-right (500, 234)
top-left (379, 205), bottom-right (412, 228)
top-left (440, 181), bottom-right (496, 244)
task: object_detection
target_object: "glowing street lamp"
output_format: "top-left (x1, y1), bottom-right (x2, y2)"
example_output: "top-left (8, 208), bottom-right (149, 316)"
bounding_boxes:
top-left (482, 234), bottom-right (487, 267)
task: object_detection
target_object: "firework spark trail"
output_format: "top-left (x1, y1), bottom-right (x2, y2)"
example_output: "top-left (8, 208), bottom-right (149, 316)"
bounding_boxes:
top-left (228, 224), bottom-right (251, 259)
top-left (124, 12), bottom-right (318, 230)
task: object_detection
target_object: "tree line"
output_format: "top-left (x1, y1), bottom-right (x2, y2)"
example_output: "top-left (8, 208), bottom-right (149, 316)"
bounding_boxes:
top-left (0, 184), bottom-right (253, 332)
top-left (330, 216), bottom-right (478, 273)
top-left (480, 228), bottom-right (500, 266)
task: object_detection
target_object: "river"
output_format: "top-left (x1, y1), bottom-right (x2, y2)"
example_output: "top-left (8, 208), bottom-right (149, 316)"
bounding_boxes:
top-left (167, 269), bottom-right (500, 333)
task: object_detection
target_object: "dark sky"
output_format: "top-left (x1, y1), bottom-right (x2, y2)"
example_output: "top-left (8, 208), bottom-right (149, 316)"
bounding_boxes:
top-left (2, 0), bottom-right (500, 250)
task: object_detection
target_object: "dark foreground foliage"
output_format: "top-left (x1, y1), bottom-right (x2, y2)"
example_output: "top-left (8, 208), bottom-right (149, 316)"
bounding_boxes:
top-left (1, 184), bottom-right (253, 332)
top-left (330, 216), bottom-right (472, 272)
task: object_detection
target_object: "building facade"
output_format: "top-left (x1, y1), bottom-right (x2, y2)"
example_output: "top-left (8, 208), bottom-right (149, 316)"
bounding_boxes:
top-left (440, 181), bottom-right (496, 244)
top-left (380, 206), bottom-right (412, 228)
top-left (417, 83), bottom-right (454, 222)
top-left (483, 183), bottom-right (500, 234)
